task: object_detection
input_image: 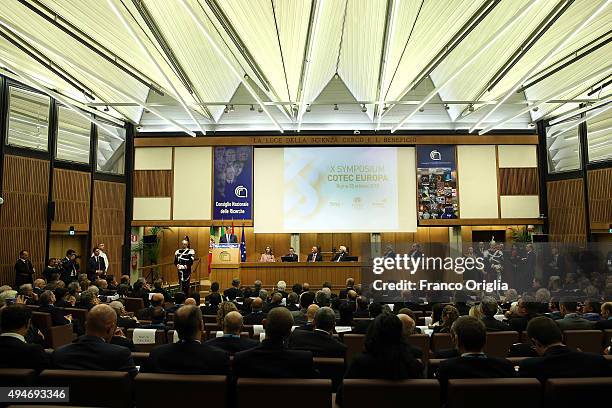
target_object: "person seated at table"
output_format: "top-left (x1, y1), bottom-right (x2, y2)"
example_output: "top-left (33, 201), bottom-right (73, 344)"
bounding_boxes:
top-left (306, 246), bottom-right (322, 262)
top-left (331, 245), bottom-right (350, 262)
top-left (259, 246), bottom-right (276, 262)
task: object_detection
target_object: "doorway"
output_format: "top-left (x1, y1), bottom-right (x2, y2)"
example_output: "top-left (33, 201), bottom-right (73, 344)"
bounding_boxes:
top-left (49, 233), bottom-right (88, 268)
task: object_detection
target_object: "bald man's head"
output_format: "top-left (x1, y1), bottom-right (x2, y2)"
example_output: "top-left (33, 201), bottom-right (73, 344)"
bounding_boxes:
top-left (306, 304), bottom-right (320, 322)
top-left (224, 311), bottom-right (243, 335)
top-left (397, 313), bottom-right (416, 336)
top-left (264, 307), bottom-right (294, 341)
top-left (184, 298), bottom-right (197, 306)
top-left (86, 304), bottom-right (117, 342)
top-left (175, 305), bottom-right (202, 341)
top-left (251, 297), bottom-right (263, 312)
top-left (151, 292), bottom-right (164, 306)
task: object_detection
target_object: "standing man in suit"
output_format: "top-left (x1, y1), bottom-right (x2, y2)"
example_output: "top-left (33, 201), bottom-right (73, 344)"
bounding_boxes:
top-left (233, 307), bottom-right (317, 378)
top-left (14, 250), bottom-right (35, 288)
top-left (219, 229), bottom-right (238, 243)
top-left (0, 305), bottom-right (49, 371)
top-left (289, 307), bottom-right (347, 358)
top-left (331, 245), bottom-right (349, 262)
top-left (306, 246), bottom-right (323, 262)
top-left (60, 249), bottom-right (80, 283)
top-left (51, 304), bottom-right (137, 376)
top-left (521, 244), bottom-right (536, 293)
top-left (92, 243), bottom-right (110, 274)
top-left (86, 247), bottom-right (107, 282)
top-left (206, 311), bottom-right (258, 354)
top-left (519, 316), bottom-right (611, 380)
top-left (140, 305), bottom-right (230, 374)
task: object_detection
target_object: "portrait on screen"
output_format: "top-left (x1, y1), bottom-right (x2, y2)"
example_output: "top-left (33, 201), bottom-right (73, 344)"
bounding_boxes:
top-left (417, 145), bottom-right (459, 220)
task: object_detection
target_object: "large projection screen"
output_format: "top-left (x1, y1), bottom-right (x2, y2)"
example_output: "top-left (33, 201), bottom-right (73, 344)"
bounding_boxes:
top-left (254, 147), bottom-right (416, 233)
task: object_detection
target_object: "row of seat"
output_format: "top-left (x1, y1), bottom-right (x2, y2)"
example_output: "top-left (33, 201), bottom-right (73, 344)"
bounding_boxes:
top-left (2, 368), bottom-right (610, 408)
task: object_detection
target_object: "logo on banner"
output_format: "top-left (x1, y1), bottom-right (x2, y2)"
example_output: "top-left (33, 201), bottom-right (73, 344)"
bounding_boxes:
top-left (430, 150), bottom-right (441, 161)
top-left (235, 185), bottom-right (248, 198)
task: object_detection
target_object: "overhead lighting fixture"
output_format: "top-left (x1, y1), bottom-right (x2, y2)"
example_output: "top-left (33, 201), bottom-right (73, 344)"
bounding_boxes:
top-left (257, 106), bottom-right (263, 113)
top-left (249, 104), bottom-right (254, 111)
top-left (419, 107), bottom-right (425, 112)
top-left (305, 104), bottom-right (311, 113)
top-left (444, 104), bottom-right (450, 110)
top-left (333, 104), bottom-right (339, 111)
top-left (229, 104), bottom-right (235, 112)
top-left (361, 104), bottom-right (367, 113)
top-left (104, 105), bottom-right (109, 112)
top-left (468, 104), bottom-right (475, 112)
top-left (531, 106), bottom-right (539, 112)
top-left (223, 105), bottom-right (229, 114)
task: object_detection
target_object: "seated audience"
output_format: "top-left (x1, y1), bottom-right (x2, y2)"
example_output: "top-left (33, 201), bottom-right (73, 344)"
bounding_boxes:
top-left (137, 293), bottom-right (165, 320)
top-left (206, 311), bottom-right (258, 354)
top-left (336, 313), bottom-right (423, 406)
top-left (353, 302), bottom-right (383, 334)
top-left (38, 290), bottom-right (72, 326)
top-left (286, 292), bottom-right (299, 311)
top-left (141, 305), bottom-right (229, 374)
top-left (354, 296), bottom-right (370, 318)
top-left (0, 305), bottom-right (48, 371)
top-left (292, 291), bottom-right (315, 325)
top-left (289, 307), bottom-right (347, 358)
top-left (339, 278), bottom-right (355, 299)
top-left (594, 302), bottom-right (612, 329)
top-left (76, 289), bottom-right (99, 310)
top-left (582, 299), bottom-right (601, 321)
top-left (397, 314), bottom-right (423, 359)
top-left (233, 307), bottom-right (316, 378)
top-left (338, 301), bottom-right (355, 327)
top-left (223, 278), bottom-right (242, 301)
top-left (166, 292), bottom-right (186, 314)
top-left (243, 297), bottom-right (265, 325)
top-left (519, 316), bottom-right (611, 381)
top-left (436, 316), bottom-right (515, 394)
top-left (201, 292), bottom-right (222, 315)
top-left (294, 304), bottom-right (319, 331)
top-left (276, 280), bottom-right (288, 298)
top-left (555, 301), bottom-right (594, 330)
top-left (139, 306), bottom-right (167, 330)
top-left (433, 305), bottom-right (459, 333)
top-left (109, 300), bottom-right (139, 328)
top-left (205, 282), bottom-right (220, 302)
top-left (480, 297), bottom-right (510, 331)
top-left (506, 295), bottom-right (539, 332)
top-left (216, 301), bottom-right (238, 329)
top-left (263, 292), bottom-right (284, 313)
top-left (51, 304), bottom-right (137, 376)
top-left (151, 279), bottom-right (172, 302)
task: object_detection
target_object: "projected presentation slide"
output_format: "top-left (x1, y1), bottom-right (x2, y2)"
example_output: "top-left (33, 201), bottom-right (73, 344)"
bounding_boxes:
top-left (254, 147), bottom-right (416, 233)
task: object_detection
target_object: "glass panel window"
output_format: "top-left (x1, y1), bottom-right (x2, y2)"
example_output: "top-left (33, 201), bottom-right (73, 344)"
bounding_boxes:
top-left (96, 124), bottom-right (126, 175)
top-left (546, 117), bottom-right (581, 173)
top-left (587, 108), bottom-right (611, 163)
top-left (56, 106), bottom-right (91, 164)
top-left (7, 87), bottom-right (50, 151)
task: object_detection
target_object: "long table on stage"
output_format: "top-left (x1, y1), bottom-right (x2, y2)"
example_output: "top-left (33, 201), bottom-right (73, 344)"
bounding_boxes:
top-left (210, 262), bottom-right (362, 291)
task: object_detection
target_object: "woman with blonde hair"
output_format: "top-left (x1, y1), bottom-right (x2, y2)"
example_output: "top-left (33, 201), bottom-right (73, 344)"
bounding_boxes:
top-left (216, 301), bottom-right (238, 329)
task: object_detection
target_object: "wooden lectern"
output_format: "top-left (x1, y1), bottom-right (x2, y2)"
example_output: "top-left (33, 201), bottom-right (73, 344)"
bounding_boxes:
top-left (210, 244), bottom-right (240, 290)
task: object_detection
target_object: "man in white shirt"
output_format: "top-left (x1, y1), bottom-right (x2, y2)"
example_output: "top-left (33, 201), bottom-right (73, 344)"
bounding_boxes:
top-left (92, 243), bottom-right (109, 273)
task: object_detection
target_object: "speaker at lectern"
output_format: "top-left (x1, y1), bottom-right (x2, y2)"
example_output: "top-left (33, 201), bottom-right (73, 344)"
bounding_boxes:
top-left (212, 243), bottom-right (240, 264)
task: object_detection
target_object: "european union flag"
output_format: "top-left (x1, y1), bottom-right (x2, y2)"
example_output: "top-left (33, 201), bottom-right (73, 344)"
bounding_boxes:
top-left (240, 225), bottom-right (246, 262)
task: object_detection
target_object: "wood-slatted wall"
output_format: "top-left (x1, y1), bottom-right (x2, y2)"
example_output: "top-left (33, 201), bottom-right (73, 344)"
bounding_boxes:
top-left (547, 179), bottom-right (587, 243)
top-left (0, 155), bottom-right (49, 285)
top-left (133, 170), bottom-right (172, 197)
top-left (499, 168), bottom-right (539, 195)
top-left (91, 180), bottom-right (125, 275)
top-left (51, 168), bottom-right (90, 232)
top-left (588, 168), bottom-right (612, 230)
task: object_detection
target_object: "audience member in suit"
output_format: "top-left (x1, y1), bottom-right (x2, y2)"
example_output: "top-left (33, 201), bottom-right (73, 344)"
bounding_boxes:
top-left (354, 296), bottom-right (370, 318)
top-left (521, 244), bottom-right (537, 293)
top-left (506, 295), bottom-right (540, 332)
top-left (305, 246), bottom-right (323, 262)
top-left (33, 279), bottom-right (46, 297)
top-left (223, 279), bottom-right (243, 301)
top-left (201, 292), bottom-right (221, 316)
top-left (353, 302), bottom-right (383, 334)
top-left (436, 316), bottom-right (515, 398)
top-left (397, 314), bottom-right (423, 359)
top-left (338, 278), bottom-right (355, 299)
top-left (433, 305), bottom-right (459, 333)
top-left (109, 301), bottom-right (139, 329)
top-left (480, 297), bottom-right (511, 331)
top-left (14, 250), bottom-right (35, 288)
top-left (519, 316), bottom-right (611, 381)
top-left (581, 300), bottom-right (601, 321)
top-left (291, 291), bottom-right (315, 325)
top-left (233, 307), bottom-right (317, 378)
top-left (397, 308), bottom-right (421, 334)
top-left (336, 313), bottom-right (424, 406)
top-left (294, 303), bottom-right (319, 331)
top-left (243, 297), bottom-right (266, 325)
top-left (137, 293), bottom-right (165, 320)
top-left (263, 292), bottom-right (284, 313)
top-left (76, 289), bottom-right (99, 311)
top-left (139, 306), bottom-right (168, 330)
top-left (53, 287), bottom-right (73, 309)
top-left (286, 292), bottom-right (300, 311)
top-left (594, 302), bottom-right (612, 329)
top-left (141, 305), bottom-right (230, 374)
top-left (289, 307), bottom-right (347, 358)
top-left (555, 301), bottom-right (595, 330)
top-left (166, 292), bottom-right (186, 314)
top-left (0, 305), bottom-right (49, 372)
top-left (37, 290), bottom-right (72, 327)
top-left (205, 282), bottom-right (221, 302)
top-left (338, 301), bottom-right (355, 327)
top-left (130, 278), bottom-right (151, 307)
top-left (151, 279), bottom-right (172, 302)
top-left (110, 329), bottom-right (140, 352)
top-left (51, 304), bottom-right (137, 376)
top-left (205, 311), bottom-right (258, 354)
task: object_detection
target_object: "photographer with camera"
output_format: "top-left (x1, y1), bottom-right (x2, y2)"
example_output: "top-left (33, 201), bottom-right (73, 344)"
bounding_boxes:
top-left (61, 249), bottom-right (80, 283)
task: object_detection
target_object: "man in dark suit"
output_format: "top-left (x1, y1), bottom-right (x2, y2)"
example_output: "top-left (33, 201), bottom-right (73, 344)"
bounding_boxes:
top-left (480, 297), bottom-right (511, 331)
top-left (141, 305), bottom-right (230, 374)
top-left (151, 279), bottom-right (172, 302)
top-left (306, 246), bottom-right (323, 262)
top-left (595, 302), bottom-right (612, 329)
top-left (352, 303), bottom-right (383, 334)
top-left (331, 246), bottom-right (350, 262)
top-left (506, 295), bottom-right (539, 332)
top-left (338, 278), bottom-right (355, 299)
top-left (521, 244), bottom-right (536, 293)
top-left (555, 301), bottom-right (595, 330)
top-left (243, 297), bottom-right (266, 325)
top-left (354, 296), bottom-right (370, 318)
top-left (283, 247), bottom-right (299, 262)
top-left (519, 316), bottom-right (611, 381)
top-left (223, 278), bottom-right (242, 301)
top-left (60, 250), bottom-right (80, 284)
top-left (0, 305), bottom-right (48, 372)
top-left (51, 304), bottom-right (137, 376)
top-left (37, 290), bottom-right (72, 327)
top-left (14, 250), bottom-right (35, 288)
top-left (291, 291), bottom-right (314, 325)
top-left (233, 307), bottom-right (317, 378)
top-left (294, 304), bottom-right (319, 332)
top-left (206, 311), bottom-right (258, 354)
top-left (289, 307), bottom-right (347, 358)
top-left (109, 301), bottom-right (139, 329)
top-left (437, 316), bottom-right (515, 396)
top-left (137, 293), bottom-right (165, 320)
top-left (86, 248), bottom-right (106, 282)
top-left (219, 230), bottom-right (238, 243)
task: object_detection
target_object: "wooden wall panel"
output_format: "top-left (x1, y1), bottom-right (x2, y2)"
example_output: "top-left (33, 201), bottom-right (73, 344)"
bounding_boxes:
top-left (133, 170), bottom-right (172, 197)
top-left (92, 181), bottom-right (125, 276)
top-left (52, 169), bottom-right (90, 231)
top-left (0, 155), bottom-right (49, 286)
top-left (499, 168), bottom-right (539, 195)
top-left (547, 179), bottom-right (586, 243)
top-left (588, 168), bottom-right (612, 228)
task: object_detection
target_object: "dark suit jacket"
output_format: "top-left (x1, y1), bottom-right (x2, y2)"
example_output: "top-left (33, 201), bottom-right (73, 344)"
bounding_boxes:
top-left (555, 314), bottom-right (595, 330)
top-left (86, 256), bottom-right (106, 280)
top-left (219, 234), bottom-right (238, 243)
top-left (294, 322), bottom-right (314, 332)
top-left (519, 345), bottom-right (611, 381)
top-left (352, 319), bottom-right (373, 334)
top-left (338, 287), bottom-right (354, 299)
top-left (140, 340), bottom-right (230, 374)
top-left (110, 335), bottom-right (139, 352)
top-left (288, 329), bottom-right (347, 358)
top-left (117, 316), bottom-right (139, 329)
top-left (233, 340), bottom-right (317, 378)
top-left (37, 304), bottom-right (70, 327)
top-left (482, 316), bottom-right (511, 332)
top-left (52, 336), bottom-right (137, 376)
top-left (436, 355), bottom-right (516, 397)
top-left (594, 318), bottom-right (612, 329)
top-left (507, 316), bottom-right (532, 332)
top-left (0, 335), bottom-right (49, 372)
top-left (14, 259), bottom-right (35, 286)
top-left (224, 287), bottom-right (243, 300)
top-left (306, 253), bottom-right (323, 262)
top-left (205, 336), bottom-right (259, 354)
top-left (242, 311), bottom-right (265, 326)
top-left (331, 252), bottom-right (349, 262)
